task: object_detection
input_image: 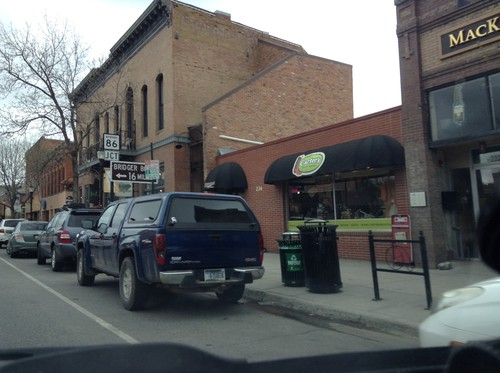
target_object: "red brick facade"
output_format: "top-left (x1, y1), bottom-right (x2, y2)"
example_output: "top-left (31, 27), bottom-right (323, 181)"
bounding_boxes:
top-left (215, 106), bottom-right (406, 260)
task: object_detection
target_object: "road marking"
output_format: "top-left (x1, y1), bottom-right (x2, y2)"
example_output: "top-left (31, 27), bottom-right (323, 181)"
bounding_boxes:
top-left (0, 258), bottom-right (139, 344)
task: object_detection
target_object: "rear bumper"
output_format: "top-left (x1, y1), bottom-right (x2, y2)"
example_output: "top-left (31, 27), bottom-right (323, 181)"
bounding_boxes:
top-left (159, 266), bottom-right (265, 287)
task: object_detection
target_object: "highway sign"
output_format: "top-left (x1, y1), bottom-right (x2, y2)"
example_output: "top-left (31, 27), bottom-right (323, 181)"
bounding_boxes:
top-left (104, 150), bottom-right (119, 161)
top-left (104, 134), bottom-right (120, 151)
top-left (111, 161), bottom-right (157, 183)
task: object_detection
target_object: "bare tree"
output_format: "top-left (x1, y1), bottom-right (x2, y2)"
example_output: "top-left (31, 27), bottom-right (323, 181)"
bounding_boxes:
top-left (0, 137), bottom-right (30, 217)
top-left (0, 17), bottom-right (97, 197)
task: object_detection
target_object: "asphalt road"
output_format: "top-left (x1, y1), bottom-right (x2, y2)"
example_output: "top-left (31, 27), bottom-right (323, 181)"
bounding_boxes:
top-left (0, 251), bottom-right (418, 362)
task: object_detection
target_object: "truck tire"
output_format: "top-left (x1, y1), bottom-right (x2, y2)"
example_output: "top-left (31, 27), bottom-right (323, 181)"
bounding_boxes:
top-left (216, 284), bottom-right (245, 304)
top-left (37, 244), bottom-right (46, 265)
top-left (119, 257), bottom-right (150, 311)
top-left (77, 249), bottom-right (95, 286)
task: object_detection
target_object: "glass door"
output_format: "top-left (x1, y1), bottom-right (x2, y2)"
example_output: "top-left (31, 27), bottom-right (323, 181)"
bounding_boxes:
top-left (475, 165), bottom-right (500, 217)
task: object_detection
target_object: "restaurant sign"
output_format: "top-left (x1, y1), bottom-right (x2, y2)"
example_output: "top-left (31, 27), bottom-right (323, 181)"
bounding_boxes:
top-left (441, 13), bottom-right (499, 57)
top-left (292, 152), bottom-right (325, 177)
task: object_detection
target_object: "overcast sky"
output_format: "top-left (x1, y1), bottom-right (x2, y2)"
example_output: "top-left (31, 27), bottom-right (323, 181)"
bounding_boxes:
top-left (0, 0), bottom-right (401, 118)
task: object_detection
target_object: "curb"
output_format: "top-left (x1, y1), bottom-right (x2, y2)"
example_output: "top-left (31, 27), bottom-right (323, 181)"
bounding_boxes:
top-left (243, 288), bottom-right (419, 338)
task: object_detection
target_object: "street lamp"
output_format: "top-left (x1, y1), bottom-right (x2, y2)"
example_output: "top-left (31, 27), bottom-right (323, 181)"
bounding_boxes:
top-left (28, 187), bottom-right (34, 220)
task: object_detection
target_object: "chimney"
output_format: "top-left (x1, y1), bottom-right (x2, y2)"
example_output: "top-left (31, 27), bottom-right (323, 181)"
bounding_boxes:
top-left (214, 10), bottom-right (231, 21)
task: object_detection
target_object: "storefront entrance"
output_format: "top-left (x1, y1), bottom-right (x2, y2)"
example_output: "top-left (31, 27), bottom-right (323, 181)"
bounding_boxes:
top-left (452, 146), bottom-right (500, 259)
top-left (450, 168), bottom-right (475, 259)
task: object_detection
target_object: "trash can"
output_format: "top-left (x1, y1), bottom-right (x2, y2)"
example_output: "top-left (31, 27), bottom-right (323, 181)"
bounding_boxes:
top-left (277, 232), bottom-right (305, 287)
top-left (298, 221), bottom-right (342, 293)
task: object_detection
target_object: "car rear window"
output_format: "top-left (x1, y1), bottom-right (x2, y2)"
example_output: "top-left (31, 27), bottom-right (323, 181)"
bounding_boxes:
top-left (21, 222), bottom-right (47, 230)
top-left (67, 212), bottom-right (101, 227)
top-left (167, 197), bottom-right (254, 228)
top-left (5, 220), bottom-right (23, 227)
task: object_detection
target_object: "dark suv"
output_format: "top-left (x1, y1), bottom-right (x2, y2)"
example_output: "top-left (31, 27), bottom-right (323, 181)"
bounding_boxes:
top-left (37, 207), bottom-right (102, 271)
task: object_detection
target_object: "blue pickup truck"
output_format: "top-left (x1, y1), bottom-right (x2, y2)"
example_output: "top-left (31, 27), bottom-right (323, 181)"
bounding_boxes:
top-left (76, 192), bottom-right (265, 310)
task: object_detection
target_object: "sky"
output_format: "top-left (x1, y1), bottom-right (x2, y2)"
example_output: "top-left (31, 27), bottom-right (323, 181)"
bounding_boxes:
top-left (0, 0), bottom-right (401, 118)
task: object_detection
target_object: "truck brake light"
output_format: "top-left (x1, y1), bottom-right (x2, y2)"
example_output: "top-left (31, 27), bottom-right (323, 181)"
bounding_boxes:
top-left (259, 233), bottom-right (265, 264)
top-left (154, 234), bottom-right (167, 265)
top-left (58, 231), bottom-right (72, 244)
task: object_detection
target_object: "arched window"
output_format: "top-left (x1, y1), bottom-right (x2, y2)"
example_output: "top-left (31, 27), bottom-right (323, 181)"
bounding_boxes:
top-left (126, 88), bottom-right (135, 149)
top-left (142, 85), bottom-right (148, 137)
top-left (104, 112), bottom-right (110, 134)
top-left (156, 74), bottom-right (164, 130)
top-left (114, 105), bottom-right (120, 134)
top-left (94, 114), bottom-right (100, 147)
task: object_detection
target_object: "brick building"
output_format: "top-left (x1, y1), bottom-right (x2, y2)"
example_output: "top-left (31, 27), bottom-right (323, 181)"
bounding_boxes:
top-left (204, 0), bottom-right (499, 267)
top-left (72, 0), bottom-right (353, 205)
top-left (396, 0), bottom-right (499, 264)
top-left (25, 137), bottom-right (74, 221)
top-left (216, 107), bottom-right (406, 262)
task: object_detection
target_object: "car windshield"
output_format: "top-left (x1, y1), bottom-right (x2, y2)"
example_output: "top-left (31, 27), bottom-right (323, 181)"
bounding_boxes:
top-left (0, 0), bottom-right (498, 371)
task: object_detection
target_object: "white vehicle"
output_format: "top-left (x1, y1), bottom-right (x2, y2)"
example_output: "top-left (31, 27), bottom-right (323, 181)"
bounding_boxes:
top-left (419, 277), bottom-right (500, 347)
top-left (0, 219), bottom-right (26, 248)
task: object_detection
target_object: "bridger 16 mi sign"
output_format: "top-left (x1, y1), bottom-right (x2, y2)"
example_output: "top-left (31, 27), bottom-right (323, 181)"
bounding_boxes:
top-left (111, 161), bottom-right (157, 183)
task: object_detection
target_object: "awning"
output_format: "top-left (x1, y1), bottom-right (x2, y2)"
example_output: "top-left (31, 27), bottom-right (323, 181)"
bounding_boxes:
top-left (204, 162), bottom-right (248, 193)
top-left (264, 135), bottom-right (405, 184)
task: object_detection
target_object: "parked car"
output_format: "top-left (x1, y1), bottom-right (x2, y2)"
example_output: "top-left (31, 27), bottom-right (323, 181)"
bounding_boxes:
top-left (419, 277), bottom-right (500, 347)
top-left (37, 207), bottom-right (102, 271)
top-left (77, 192), bottom-right (265, 310)
top-left (6, 221), bottom-right (48, 258)
top-left (0, 219), bottom-right (26, 248)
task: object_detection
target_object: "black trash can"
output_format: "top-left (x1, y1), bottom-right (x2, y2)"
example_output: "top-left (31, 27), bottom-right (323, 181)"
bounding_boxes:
top-left (277, 232), bottom-right (305, 287)
top-left (298, 221), bottom-right (342, 293)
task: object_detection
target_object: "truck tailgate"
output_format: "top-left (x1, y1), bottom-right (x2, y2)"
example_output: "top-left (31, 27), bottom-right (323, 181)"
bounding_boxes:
top-left (164, 229), bottom-right (261, 270)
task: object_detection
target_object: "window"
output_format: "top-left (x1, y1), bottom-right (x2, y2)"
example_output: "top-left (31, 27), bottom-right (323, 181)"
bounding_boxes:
top-left (429, 72), bottom-right (499, 143)
top-left (128, 200), bottom-right (162, 223)
top-left (288, 175), bottom-right (396, 221)
top-left (105, 112), bottom-right (110, 134)
top-left (126, 87), bottom-right (134, 145)
top-left (142, 85), bottom-right (148, 137)
top-left (156, 73), bottom-right (164, 130)
top-left (114, 105), bottom-right (120, 134)
top-left (94, 114), bottom-right (100, 146)
top-left (167, 197), bottom-right (252, 227)
top-left (110, 203), bottom-right (128, 228)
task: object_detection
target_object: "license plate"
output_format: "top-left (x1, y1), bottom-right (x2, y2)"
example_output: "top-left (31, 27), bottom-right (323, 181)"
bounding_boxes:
top-left (204, 269), bottom-right (225, 281)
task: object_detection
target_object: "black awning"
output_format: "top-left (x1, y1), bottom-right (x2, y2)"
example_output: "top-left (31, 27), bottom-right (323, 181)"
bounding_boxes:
top-left (264, 135), bottom-right (405, 184)
top-left (204, 162), bottom-right (248, 193)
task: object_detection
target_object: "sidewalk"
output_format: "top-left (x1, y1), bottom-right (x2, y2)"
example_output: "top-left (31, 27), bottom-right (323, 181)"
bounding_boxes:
top-left (244, 253), bottom-right (498, 337)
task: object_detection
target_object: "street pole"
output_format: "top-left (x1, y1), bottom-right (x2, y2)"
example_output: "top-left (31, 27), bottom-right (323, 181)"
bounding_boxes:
top-left (28, 187), bottom-right (34, 220)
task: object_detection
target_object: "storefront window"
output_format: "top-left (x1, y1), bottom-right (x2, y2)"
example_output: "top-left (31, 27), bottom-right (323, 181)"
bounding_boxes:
top-left (288, 175), bottom-right (396, 222)
top-left (429, 72), bottom-right (499, 143)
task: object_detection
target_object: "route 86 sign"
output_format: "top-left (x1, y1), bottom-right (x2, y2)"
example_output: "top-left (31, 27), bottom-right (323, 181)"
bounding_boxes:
top-left (104, 134), bottom-right (120, 151)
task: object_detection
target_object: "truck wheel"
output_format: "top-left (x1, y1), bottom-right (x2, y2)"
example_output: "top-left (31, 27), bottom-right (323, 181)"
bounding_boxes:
top-left (77, 249), bottom-right (95, 286)
top-left (216, 284), bottom-right (245, 304)
top-left (51, 249), bottom-right (63, 272)
top-left (119, 257), bottom-right (150, 311)
top-left (37, 244), bottom-right (46, 265)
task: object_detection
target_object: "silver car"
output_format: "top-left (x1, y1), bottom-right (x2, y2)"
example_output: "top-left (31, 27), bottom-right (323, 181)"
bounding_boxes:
top-left (0, 219), bottom-right (26, 248)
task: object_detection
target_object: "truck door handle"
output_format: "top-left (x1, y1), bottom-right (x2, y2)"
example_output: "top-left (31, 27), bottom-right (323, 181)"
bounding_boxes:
top-left (208, 234), bottom-right (222, 240)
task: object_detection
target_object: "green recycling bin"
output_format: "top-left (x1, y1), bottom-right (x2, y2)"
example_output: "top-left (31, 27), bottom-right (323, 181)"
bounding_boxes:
top-left (277, 232), bottom-right (305, 287)
top-left (298, 221), bottom-right (342, 293)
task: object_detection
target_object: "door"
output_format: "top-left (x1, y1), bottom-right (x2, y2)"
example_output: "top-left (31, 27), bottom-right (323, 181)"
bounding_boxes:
top-left (451, 169), bottom-right (476, 259)
top-left (101, 202), bottom-right (128, 271)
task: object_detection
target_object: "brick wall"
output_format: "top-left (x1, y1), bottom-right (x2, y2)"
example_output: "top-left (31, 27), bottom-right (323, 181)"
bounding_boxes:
top-left (215, 106), bottom-right (405, 260)
top-left (203, 53), bottom-right (353, 174)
